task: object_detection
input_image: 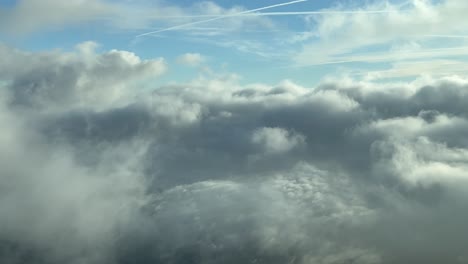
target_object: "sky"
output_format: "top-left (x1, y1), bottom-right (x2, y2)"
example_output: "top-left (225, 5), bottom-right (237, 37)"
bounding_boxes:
top-left (2, 0), bottom-right (468, 85)
top-left (2, 0), bottom-right (468, 264)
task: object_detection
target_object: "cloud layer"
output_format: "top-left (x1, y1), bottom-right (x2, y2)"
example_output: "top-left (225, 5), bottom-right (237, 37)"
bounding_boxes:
top-left (1, 43), bottom-right (468, 264)
top-left (0, 0), bottom-right (274, 36)
top-left (293, 0), bottom-right (468, 75)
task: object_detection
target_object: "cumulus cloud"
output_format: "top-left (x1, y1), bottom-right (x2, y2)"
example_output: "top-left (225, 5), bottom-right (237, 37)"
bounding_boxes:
top-left (2, 43), bottom-right (468, 263)
top-left (0, 41), bottom-right (166, 111)
top-left (251, 127), bottom-right (305, 154)
top-left (176, 53), bottom-right (206, 67)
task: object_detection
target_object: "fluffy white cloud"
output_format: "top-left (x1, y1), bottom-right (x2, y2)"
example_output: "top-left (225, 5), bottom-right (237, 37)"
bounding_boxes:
top-left (373, 137), bottom-right (468, 186)
top-left (0, 42), bottom-right (166, 112)
top-left (176, 53), bottom-right (206, 66)
top-left (251, 127), bottom-right (305, 154)
top-left (2, 43), bottom-right (468, 263)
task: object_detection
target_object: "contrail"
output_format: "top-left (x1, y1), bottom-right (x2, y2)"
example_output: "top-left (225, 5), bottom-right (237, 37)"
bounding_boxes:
top-left (284, 46), bottom-right (468, 68)
top-left (135, 0), bottom-right (308, 38)
top-left (232, 10), bottom-right (396, 15)
top-left (143, 10), bottom-right (397, 19)
top-left (422, 34), bottom-right (468, 39)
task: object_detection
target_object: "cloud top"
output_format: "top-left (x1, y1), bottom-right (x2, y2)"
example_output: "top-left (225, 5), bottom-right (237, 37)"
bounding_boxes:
top-left (1, 43), bottom-right (468, 263)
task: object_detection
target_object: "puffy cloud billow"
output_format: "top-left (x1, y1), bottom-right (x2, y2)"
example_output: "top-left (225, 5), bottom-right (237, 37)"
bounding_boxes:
top-left (1, 44), bottom-right (468, 264)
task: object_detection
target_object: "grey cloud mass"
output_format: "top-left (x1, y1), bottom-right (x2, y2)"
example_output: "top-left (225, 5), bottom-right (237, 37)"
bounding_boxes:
top-left (1, 44), bottom-right (468, 264)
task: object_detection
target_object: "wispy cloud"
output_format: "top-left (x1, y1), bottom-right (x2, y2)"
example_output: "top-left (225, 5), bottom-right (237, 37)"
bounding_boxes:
top-left (135, 0), bottom-right (308, 38)
top-left (356, 60), bottom-right (468, 80)
top-left (291, 0), bottom-right (468, 75)
top-left (291, 46), bottom-right (468, 67)
top-left (176, 52), bottom-right (206, 67)
top-left (421, 34), bottom-right (468, 39)
top-left (132, 9), bottom-right (400, 19)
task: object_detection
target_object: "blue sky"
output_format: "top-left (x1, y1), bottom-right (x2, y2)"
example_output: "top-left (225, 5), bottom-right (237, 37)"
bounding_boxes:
top-left (2, 0), bottom-right (468, 85)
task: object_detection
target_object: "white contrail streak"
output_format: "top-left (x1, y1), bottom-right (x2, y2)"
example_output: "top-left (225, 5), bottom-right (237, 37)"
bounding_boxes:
top-left (135, 0), bottom-right (307, 38)
top-left (285, 46), bottom-right (468, 68)
top-left (238, 10), bottom-right (395, 15)
top-left (422, 34), bottom-right (468, 39)
top-left (144, 10), bottom-right (396, 19)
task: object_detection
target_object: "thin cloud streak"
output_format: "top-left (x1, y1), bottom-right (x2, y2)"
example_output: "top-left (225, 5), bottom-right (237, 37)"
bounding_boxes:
top-left (232, 10), bottom-right (398, 15)
top-left (422, 34), bottom-right (468, 39)
top-left (135, 0), bottom-right (308, 38)
top-left (353, 60), bottom-right (468, 80)
top-left (136, 10), bottom-right (399, 19)
top-left (288, 46), bottom-right (468, 68)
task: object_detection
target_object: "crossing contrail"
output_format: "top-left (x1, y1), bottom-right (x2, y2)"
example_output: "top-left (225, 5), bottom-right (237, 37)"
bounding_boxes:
top-left (135, 0), bottom-right (308, 38)
top-left (230, 10), bottom-right (395, 15)
top-left (141, 10), bottom-right (397, 19)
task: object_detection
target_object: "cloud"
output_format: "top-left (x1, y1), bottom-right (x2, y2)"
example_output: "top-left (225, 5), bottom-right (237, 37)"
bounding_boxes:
top-left (0, 0), bottom-right (115, 34)
top-left (355, 60), bottom-right (468, 81)
top-left (176, 53), bottom-right (206, 67)
top-left (0, 0), bottom-right (284, 60)
top-left (0, 0), bottom-right (276, 36)
top-left (0, 41), bottom-right (166, 111)
top-left (2, 43), bottom-right (468, 263)
top-left (251, 127), bottom-right (305, 154)
top-left (135, 0), bottom-right (305, 37)
top-left (293, 0), bottom-right (468, 68)
top-left (0, 87), bottom-right (148, 264)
